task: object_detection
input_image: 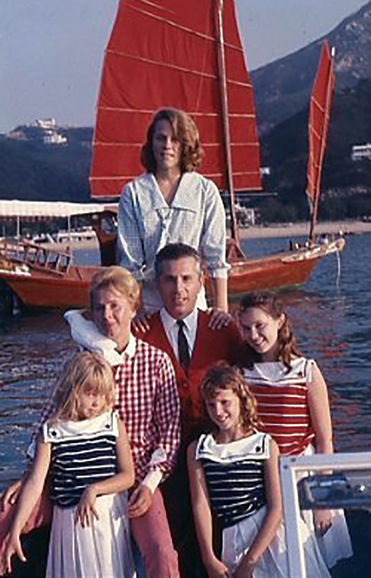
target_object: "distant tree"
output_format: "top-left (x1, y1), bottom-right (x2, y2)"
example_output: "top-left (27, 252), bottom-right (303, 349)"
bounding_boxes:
top-left (260, 199), bottom-right (287, 223)
top-left (320, 197), bottom-right (347, 221)
top-left (346, 195), bottom-right (371, 219)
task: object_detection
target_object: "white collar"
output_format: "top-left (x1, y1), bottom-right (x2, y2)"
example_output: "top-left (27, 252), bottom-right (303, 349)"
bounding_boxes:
top-left (95, 331), bottom-right (137, 366)
top-left (117, 332), bottom-right (136, 360)
top-left (140, 173), bottom-right (201, 213)
top-left (160, 307), bottom-right (198, 333)
top-left (196, 432), bottom-right (270, 463)
top-left (160, 307), bottom-right (198, 357)
top-left (64, 309), bottom-right (136, 367)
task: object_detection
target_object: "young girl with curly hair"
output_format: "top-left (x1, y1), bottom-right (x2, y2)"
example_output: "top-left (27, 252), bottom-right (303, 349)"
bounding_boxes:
top-left (187, 362), bottom-right (330, 577)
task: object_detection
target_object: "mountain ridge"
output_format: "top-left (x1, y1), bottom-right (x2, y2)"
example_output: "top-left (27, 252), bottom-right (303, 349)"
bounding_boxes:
top-left (1, 2), bottom-right (371, 221)
top-left (252, 1), bottom-right (371, 134)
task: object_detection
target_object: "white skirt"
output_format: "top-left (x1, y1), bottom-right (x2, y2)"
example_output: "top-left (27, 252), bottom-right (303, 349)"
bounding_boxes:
top-left (300, 446), bottom-right (353, 568)
top-left (46, 492), bottom-right (136, 578)
top-left (301, 506), bottom-right (353, 568)
top-left (222, 506), bottom-right (330, 578)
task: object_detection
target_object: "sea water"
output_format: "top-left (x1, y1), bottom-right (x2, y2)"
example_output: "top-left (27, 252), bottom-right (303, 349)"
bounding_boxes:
top-left (0, 233), bottom-right (370, 489)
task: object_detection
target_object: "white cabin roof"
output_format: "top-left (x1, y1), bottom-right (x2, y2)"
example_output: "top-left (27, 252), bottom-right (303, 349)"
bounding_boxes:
top-left (0, 200), bottom-right (118, 219)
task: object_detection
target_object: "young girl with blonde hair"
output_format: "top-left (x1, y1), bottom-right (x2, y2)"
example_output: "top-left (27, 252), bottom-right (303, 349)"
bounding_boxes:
top-left (3, 351), bottom-right (135, 578)
top-left (187, 362), bottom-right (330, 577)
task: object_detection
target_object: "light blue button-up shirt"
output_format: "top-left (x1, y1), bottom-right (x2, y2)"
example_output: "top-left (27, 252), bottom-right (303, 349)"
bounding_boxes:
top-left (117, 172), bottom-right (228, 312)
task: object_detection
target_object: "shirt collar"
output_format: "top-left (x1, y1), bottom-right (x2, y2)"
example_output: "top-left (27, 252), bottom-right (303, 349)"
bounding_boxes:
top-left (170, 173), bottom-right (199, 212)
top-left (117, 332), bottom-right (136, 360)
top-left (146, 173), bottom-right (199, 213)
top-left (160, 307), bottom-right (198, 333)
top-left (147, 174), bottom-right (169, 211)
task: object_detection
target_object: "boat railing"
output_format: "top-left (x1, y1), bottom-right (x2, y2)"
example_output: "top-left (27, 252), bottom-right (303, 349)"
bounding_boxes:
top-left (280, 451), bottom-right (371, 577)
top-left (0, 238), bottom-right (72, 275)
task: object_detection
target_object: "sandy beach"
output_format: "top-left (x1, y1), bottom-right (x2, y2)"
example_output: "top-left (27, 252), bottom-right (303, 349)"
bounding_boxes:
top-left (237, 219), bottom-right (371, 240)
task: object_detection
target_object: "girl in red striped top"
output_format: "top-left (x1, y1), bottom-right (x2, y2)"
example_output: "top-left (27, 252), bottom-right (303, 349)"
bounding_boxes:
top-left (238, 291), bottom-right (352, 570)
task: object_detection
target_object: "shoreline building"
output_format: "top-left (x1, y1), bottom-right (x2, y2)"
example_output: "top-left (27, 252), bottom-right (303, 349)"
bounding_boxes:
top-left (351, 144), bottom-right (371, 161)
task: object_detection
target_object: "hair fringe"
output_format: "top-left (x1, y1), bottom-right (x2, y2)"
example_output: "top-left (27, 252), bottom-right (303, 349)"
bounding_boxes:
top-left (89, 266), bottom-right (140, 312)
top-left (49, 351), bottom-right (115, 423)
top-left (200, 362), bottom-right (263, 433)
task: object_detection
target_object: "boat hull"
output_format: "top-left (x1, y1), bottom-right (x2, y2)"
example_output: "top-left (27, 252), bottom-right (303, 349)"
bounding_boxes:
top-left (0, 265), bottom-right (101, 309)
top-left (0, 239), bottom-right (344, 310)
top-left (226, 238), bottom-right (344, 295)
top-left (228, 254), bottom-right (317, 295)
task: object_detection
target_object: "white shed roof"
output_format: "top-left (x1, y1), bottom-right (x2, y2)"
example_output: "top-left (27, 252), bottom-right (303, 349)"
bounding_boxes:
top-left (0, 200), bottom-right (118, 219)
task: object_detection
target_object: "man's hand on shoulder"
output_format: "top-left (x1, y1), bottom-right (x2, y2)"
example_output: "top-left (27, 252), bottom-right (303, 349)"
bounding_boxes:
top-left (131, 309), bottom-right (152, 334)
top-left (207, 308), bottom-right (233, 330)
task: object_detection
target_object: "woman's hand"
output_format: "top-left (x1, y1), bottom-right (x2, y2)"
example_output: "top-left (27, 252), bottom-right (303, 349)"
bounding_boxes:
top-left (128, 485), bottom-right (153, 518)
top-left (75, 486), bottom-right (99, 528)
top-left (0, 479), bottom-right (23, 511)
top-left (2, 531), bottom-right (26, 575)
top-left (233, 567), bottom-right (253, 578)
top-left (131, 309), bottom-right (151, 333)
top-left (204, 557), bottom-right (232, 578)
top-left (313, 508), bottom-right (333, 536)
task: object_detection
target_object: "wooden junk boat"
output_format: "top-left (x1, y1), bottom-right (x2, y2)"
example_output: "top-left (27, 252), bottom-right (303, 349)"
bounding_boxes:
top-left (0, 201), bottom-right (116, 310)
top-left (0, 0), bottom-right (344, 311)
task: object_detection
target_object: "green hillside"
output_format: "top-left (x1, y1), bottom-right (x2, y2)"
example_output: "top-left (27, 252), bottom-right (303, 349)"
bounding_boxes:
top-left (260, 77), bottom-right (371, 222)
top-left (1, 73), bottom-right (371, 224)
top-left (252, 1), bottom-right (371, 133)
top-left (0, 127), bottom-right (93, 202)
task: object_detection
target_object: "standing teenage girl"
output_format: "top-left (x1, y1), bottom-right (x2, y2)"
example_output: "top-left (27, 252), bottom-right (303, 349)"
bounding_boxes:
top-left (117, 107), bottom-right (229, 324)
top-left (187, 362), bottom-right (329, 578)
top-left (3, 351), bottom-right (135, 578)
top-left (238, 291), bottom-right (353, 569)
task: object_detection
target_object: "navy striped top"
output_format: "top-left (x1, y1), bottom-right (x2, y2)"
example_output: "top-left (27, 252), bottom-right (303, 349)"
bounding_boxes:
top-left (43, 411), bottom-right (118, 508)
top-left (196, 432), bottom-right (270, 528)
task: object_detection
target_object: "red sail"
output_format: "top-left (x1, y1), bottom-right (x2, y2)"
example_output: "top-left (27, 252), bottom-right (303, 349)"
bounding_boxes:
top-left (306, 41), bottom-right (334, 210)
top-left (90, 0), bottom-right (261, 198)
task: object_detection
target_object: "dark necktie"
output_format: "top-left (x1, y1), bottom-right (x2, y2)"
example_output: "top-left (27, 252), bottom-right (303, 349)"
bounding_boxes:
top-left (177, 319), bottom-right (190, 372)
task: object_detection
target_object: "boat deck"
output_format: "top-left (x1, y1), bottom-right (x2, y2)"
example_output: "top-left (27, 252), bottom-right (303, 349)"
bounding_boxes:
top-left (0, 239), bottom-right (72, 276)
top-left (0, 239), bottom-right (100, 309)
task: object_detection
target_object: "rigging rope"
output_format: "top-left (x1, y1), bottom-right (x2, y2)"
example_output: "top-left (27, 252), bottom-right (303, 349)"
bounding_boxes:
top-left (335, 244), bottom-right (342, 288)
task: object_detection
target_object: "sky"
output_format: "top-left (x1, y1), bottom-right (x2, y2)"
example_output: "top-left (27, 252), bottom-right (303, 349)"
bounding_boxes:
top-left (0, 0), bottom-right (368, 133)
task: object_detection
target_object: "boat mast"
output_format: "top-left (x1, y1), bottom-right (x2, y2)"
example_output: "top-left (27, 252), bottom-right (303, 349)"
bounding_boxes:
top-left (216, 0), bottom-right (239, 246)
top-left (308, 46), bottom-right (335, 243)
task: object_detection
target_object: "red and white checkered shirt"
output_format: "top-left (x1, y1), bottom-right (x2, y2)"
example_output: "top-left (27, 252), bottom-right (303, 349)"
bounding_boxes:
top-left (34, 335), bottom-right (181, 486)
top-left (112, 336), bottom-right (180, 483)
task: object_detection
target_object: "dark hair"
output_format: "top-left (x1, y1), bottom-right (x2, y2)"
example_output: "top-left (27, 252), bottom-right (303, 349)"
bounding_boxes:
top-left (140, 108), bottom-right (203, 173)
top-left (239, 292), bottom-right (300, 369)
top-left (155, 243), bottom-right (202, 278)
top-left (200, 362), bottom-right (262, 433)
